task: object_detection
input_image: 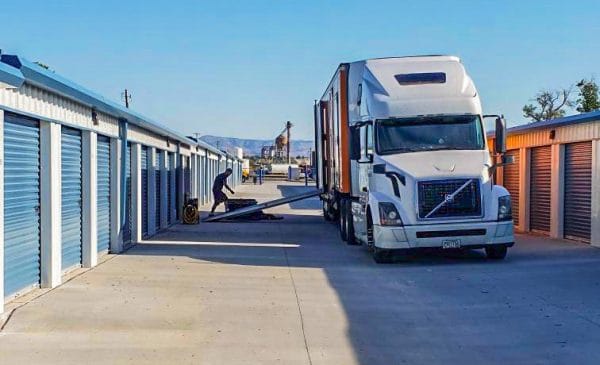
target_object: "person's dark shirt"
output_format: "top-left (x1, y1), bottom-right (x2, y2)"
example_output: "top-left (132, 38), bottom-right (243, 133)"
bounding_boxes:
top-left (212, 172), bottom-right (230, 193)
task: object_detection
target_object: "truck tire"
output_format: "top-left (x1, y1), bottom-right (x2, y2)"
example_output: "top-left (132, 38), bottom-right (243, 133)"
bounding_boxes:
top-left (339, 198), bottom-right (348, 241)
top-left (485, 245), bottom-right (507, 260)
top-left (323, 201), bottom-right (334, 222)
top-left (345, 200), bottom-right (359, 246)
top-left (373, 247), bottom-right (394, 264)
top-left (367, 212), bottom-right (393, 263)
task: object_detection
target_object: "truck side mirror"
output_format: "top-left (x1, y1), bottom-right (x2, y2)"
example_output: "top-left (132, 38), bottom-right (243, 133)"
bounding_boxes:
top-left (494, 117), bottom-right (507, 154)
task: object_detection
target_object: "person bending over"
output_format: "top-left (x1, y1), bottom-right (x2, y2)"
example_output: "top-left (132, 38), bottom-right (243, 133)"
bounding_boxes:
top-left (209, 168), bottom-right (234, 216)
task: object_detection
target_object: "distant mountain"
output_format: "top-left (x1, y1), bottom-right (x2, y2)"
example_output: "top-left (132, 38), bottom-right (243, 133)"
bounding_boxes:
top-left (199, 135), bottom-right (314, 157)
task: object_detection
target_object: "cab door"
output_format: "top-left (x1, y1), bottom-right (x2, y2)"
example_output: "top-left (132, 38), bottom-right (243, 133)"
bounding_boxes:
top-left (354, 122), bottom-right (373, 242)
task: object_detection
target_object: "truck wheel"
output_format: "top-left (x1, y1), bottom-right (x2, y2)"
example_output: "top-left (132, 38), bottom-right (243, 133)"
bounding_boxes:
top-left (366, 211), bottom-right (374, 251)
top-left (485, 245), bottom-right (507, 260)
top-left (323, 201), bottom-right (333, 222)
top-left (373, 247), bottom-right (394, 264)
top-left (339, 199), bottom-right (348, 241)
top-left (345, 201), bottom-right (359, 246)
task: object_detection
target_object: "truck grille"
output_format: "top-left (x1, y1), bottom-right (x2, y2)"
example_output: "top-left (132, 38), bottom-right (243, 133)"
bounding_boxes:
top-left (418, 179), bottom-right (481, 219)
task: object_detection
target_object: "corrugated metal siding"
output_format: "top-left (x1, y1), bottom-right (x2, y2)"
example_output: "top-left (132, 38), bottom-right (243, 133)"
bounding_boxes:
top-left (3, 113), bottom-right (41, 297)
top-left (0, 84), bottom-right (119, 137)
top-left (61, 126), bottom-right (83, 270)
top-left (529, 146), bottom-right (551, 233)
top-left (97, 135), bottom-right (111, 253)
top-left (155, 151), bottom-right (163, 229)
top-left (141, 146), bottom-right (148, 237)
top-left (564, 142), bottom-right (592, 241)
top-left (505, 120), bottom-right (600, 150)
top-left (502, 149), bottom-right (520, 227)
top-left (122, 142), bottom-right (132, 244)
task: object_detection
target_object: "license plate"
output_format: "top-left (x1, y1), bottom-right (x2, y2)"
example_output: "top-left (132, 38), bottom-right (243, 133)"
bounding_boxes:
top-left (442, 239), bottom-right (462, 249)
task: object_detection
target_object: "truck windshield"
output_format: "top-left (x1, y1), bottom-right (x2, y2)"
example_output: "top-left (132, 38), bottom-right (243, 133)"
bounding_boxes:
top-left (376, 115), bottom-right (485, 155)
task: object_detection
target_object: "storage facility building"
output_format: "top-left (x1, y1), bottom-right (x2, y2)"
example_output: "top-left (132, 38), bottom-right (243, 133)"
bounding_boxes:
top-left (0, 55), bottom-right (242, 313)
top-left (490, 111), bottom-right (600, 245)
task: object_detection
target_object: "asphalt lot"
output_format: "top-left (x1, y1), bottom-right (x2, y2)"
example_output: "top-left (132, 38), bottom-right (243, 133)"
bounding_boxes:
top-left (1, 181), bottom-right (600, 364)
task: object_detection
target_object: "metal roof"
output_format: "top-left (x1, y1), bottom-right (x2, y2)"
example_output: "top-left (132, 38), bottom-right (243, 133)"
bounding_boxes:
top-left (0, 60), bottom-right (25, 88)
top-left (0, 54), bottom-right (237, 159)
top-left (506, 110), bottom-right (600, 136)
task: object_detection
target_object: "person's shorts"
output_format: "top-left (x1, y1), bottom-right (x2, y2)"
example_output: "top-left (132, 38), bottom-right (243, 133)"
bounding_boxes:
top-left (213, 190), bottom-right (228, 203)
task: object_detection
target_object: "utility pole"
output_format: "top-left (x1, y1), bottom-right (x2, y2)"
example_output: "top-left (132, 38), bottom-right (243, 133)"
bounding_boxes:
top-left (121, 89), bottom-right (132, 108)
top-left (286, 120), bottom-right (292, 164)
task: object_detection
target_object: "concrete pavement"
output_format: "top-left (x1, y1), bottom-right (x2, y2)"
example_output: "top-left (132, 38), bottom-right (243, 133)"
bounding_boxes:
top-left (2, 181), bottom-right (600, 364)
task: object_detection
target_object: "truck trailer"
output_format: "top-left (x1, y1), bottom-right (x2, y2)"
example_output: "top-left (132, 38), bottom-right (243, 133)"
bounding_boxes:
top-left (314, 56), bottom-right (514, 263)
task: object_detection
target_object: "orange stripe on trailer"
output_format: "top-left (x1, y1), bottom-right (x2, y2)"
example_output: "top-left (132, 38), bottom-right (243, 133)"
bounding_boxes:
top-left (339, 67), bottom-right (351, 194)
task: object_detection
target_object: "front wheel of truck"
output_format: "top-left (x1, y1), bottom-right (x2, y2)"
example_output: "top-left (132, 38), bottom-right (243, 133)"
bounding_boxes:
top-left (345, 200), bottom-right (359, 246)
top-left (367, 212), bottom-right (393, 263)
top-left (323, 201), bottom-right (335, 222)
top-left (373, 247), bottom-right (394, 264)
top-left (485, 245), bottom-right (508, 260)
top-left (339, 198), bottom-right (348, 241)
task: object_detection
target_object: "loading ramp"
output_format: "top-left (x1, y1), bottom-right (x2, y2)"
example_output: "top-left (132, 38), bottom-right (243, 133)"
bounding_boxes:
top-left (203, 189), bottom-right (321, 222)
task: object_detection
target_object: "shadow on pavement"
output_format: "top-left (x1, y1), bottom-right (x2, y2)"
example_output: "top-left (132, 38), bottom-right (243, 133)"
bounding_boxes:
top-left (125, 200), bottom-right (600, 365)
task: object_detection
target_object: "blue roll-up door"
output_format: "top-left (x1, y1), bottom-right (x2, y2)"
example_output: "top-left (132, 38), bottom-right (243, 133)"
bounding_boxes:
top-left (141, 146), bottom-right (148, 237)
top-left (97, 135), bottom-right (111, 253)
top-left (170, 153), bottom-right (177, 223)
top-left (155, 151), bottom-right (163, 229)
top-left (175, 154), bottom-right (181, 221)
top-left (123, 142), bottom-right (132, 244)
top-left (166, 153), bottom-right (172, 224)
top-left (4, 113), bottom-right (41, 297)
top-left (184, 156), bottom-right (191, 196)
top-left (61, 127), bottom-right (83, 270)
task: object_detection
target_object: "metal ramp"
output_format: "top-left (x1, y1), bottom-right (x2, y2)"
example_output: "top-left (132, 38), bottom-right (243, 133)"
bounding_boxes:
top-left (203, 189), bottom-right (321, 222)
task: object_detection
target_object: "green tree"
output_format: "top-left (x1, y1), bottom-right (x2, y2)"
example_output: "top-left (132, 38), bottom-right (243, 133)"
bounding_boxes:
top-left (522, 88), bottom-right (574, 122)
top-left (575, 78), bottom-right (600, 113)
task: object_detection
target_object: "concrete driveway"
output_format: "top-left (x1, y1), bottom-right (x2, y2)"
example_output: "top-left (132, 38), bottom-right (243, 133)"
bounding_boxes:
top-left (2, 181), bottom-right (600, 364)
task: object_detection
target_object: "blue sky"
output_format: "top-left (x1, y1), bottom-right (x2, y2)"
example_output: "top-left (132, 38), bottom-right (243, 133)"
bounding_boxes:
top-left (2, 0), bottom-right (599, 140)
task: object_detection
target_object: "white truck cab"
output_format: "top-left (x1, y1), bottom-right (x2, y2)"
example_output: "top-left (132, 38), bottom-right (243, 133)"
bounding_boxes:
top-left (314, 56), bottom-right (514, 263)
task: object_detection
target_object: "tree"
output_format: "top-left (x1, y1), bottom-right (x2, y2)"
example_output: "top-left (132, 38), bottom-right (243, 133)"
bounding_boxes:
top-left (522, 88), bottom-right (574, 122)
top-left (576, 78), bottom-right (600, 113)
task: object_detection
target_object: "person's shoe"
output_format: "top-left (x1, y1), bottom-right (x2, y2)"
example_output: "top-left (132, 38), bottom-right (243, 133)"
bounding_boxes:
top-left (208, 213), bottom-right (215, 217)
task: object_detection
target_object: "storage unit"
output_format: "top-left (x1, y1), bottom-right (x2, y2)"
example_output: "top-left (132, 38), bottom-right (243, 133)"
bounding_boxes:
top-left (3, 113), bottom-right (41, 297)
top-left (502, 149), bottom-right (520, 227)
top-left (141, 146), bottom-right (148, 238)
top-left (61, 127), bottom-right (83, 270)
top-left (563, 142), bottom-right (593, 241)
top-left (155, 150), bottom-right (163, 229)
top-left (123, 142), bottom-right (132, 244)
top-left (97, 135), bottom-right (111, 253)
top-left (529, 146), bottom-right (552, 234)
top-left (0, 53), bottom-right (243, 312)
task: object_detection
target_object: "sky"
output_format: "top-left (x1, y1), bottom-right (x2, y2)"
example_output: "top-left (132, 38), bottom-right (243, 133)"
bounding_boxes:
top-left (1, 0), bottom-right (599, 140)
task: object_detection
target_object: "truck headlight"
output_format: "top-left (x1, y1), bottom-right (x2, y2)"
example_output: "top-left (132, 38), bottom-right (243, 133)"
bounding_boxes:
top-left (379, 202), bottom-right (403, 226)
top-left (497, 196), bottom-right (512, 221)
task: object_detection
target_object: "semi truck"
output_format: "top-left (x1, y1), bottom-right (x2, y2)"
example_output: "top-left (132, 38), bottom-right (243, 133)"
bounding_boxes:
top-left (314, 56), bottom-right (514, 263)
